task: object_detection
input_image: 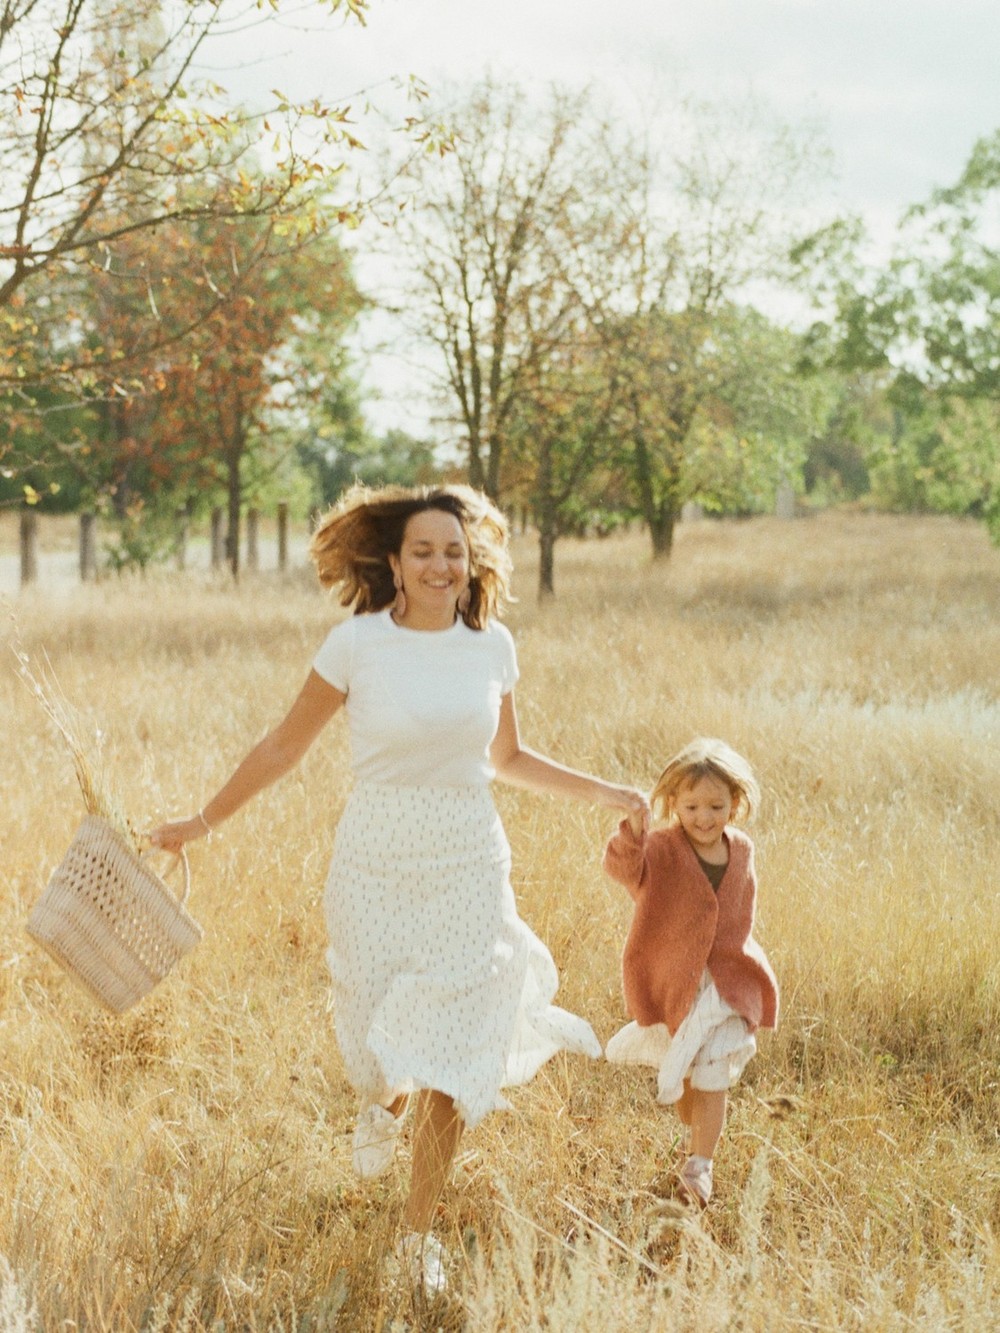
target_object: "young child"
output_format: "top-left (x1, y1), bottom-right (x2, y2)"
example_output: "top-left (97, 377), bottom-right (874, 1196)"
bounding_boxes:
top-left (602, 738), bottom-right (778, 1207)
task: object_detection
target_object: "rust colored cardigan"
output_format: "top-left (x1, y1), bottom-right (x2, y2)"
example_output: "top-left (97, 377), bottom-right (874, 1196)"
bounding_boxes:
top-left (603, 820), bottom-right (779, 1036)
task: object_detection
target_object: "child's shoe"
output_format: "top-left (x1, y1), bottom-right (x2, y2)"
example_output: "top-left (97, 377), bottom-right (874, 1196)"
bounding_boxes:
top-left (678, 1154), bottom-right (713, 1208)
top-left (352, 1102), bottom-right (406, 1179)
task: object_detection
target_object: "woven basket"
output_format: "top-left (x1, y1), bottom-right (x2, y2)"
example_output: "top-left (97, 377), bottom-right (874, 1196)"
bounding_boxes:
top-left (27, 814), bottom-right (203, 1014)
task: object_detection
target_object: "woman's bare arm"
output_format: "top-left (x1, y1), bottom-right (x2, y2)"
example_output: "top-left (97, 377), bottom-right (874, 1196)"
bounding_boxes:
top-left (490, 691), bottom-right (649, 823)
top-left (149, 670), bottom-right (346, 851)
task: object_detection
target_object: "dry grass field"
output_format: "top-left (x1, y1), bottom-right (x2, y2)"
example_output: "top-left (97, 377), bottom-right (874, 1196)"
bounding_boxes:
top-left (1, 510), bottom-right (998, 1331)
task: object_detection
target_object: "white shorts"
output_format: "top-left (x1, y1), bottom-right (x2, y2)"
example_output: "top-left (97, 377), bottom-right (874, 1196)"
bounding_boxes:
top-left (605, 971), bottom-right (756, 1103)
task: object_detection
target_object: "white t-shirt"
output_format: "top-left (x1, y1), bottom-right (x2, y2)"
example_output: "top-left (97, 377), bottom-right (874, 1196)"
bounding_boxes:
top-left (312, 608), bottom-right (519, 786)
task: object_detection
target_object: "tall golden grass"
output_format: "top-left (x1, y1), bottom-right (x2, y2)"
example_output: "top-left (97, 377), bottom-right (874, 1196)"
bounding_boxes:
top-left (1, 510), bottom-right (998, 1331)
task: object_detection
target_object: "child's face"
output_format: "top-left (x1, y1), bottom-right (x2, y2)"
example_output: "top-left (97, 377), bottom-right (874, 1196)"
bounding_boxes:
top-left (672, 774), bottom-right (737, 858)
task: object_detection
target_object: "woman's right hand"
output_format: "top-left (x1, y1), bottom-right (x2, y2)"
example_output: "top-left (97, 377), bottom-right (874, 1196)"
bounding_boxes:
top-left (146, 813), bottom-right (212, 855)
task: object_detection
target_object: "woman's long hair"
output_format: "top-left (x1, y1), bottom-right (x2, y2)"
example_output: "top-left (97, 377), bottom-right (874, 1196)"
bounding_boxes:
top-left (309, 483), bottom-right (513, 629)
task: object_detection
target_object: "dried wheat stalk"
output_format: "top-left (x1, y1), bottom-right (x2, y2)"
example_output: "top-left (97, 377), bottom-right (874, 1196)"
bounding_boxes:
top-left (12, 643), bottom-right (140, 852)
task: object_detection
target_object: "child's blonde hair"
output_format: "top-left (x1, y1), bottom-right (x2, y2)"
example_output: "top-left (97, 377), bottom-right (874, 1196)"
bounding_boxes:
top-left (651, 737), bottom-right (760, 824)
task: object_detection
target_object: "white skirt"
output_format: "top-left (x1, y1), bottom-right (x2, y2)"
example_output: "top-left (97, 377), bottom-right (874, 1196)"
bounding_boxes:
top-left (605, 971), bottom-right (755, 1104)
top-left (323, 781), bottom-right (601, 1128)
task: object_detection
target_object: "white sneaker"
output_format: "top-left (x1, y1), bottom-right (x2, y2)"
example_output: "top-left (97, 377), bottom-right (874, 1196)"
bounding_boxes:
top-left (678, 1154), bottom-right (713, 1208)
top-left (351, 1102), bottom-right (405, 1179)
top-left (394, 1230), bottom-right (448, 1297)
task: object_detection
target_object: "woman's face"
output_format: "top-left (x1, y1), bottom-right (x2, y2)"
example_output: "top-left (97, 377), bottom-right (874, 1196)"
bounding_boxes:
top-left (389, 508), bottom-right (470, 622)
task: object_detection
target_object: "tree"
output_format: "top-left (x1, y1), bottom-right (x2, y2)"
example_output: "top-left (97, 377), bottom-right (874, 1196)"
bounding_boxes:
top-left (886, 135), bottom-right (1000, 536)
top-left (801, 372), bottom-right (883, 504)
top-left (289, 331), bottom-right (440, 504)
top-left (391, 79), bottom-right (591, 502)
top-left (0, 0), bottom-right (370, 474)
top-left (795, 132), bottom-right (1000, 539)
top-left (682, 307), bottom-right (834, 516)
top-left (0, 176), bottom-right (364, 570)
top-left (562, 97), bottom-right (829, 556)
top-left (147, 217), bottom-right (363, 575)
top-left (389, 80), bottom-right (828, 571)
top-left (506, 331), bottom-right (618, 597)
top-left (1, 0), bottom-right (367, 305)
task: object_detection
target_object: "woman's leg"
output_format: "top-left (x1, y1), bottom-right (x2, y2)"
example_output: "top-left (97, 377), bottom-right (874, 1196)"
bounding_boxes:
top-left (403, 1089), bottom-right (464, 1234)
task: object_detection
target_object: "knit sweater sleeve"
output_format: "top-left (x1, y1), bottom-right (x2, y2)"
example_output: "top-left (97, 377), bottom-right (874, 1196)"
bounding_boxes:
top-left (602, 819), bottom-right (648, 902)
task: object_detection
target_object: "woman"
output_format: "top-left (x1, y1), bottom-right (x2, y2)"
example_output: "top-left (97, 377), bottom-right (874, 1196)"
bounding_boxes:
top-left (150, 482), bottom-right (649, 1295)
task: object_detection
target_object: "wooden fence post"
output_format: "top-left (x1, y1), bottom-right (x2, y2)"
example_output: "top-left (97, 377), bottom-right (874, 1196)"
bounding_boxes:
top-left (210, 508), bottom-right (225, 568)
top-left (79, 512), bottom-right (97, 582)
top-left (277, 501), bottom-right (289, 572)
top-left (19, 508), bottom-right (38, 587)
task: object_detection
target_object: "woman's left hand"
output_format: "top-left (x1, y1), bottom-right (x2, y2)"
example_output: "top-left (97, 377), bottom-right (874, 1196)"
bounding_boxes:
top-left (603, 784), bottom-right (651, 833)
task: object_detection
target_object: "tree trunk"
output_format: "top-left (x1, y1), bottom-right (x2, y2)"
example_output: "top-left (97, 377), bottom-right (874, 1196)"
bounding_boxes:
top-left (467, 426), bottom-right (486, 492)
top-left (486, 432), bottom-right (503, 502)
top-left (210, 508), bottom-right (225, 568)
top-left (246, 508), bottom-right (259, 571)
top-left (174, 499), bottom-right (193, 570)
top-left (19, 509), bottom-right (38, 587)
top-left (226, 448), bottom-right (242, 579)
top-left (628, 396), bottom-right (691, 562)
top-left (534, 434), bottom-right (557, 598)
top-left (277, 502), bottom-right (289, 571)
top-left (79, 512), bottom-right (97, 582)
top-left (537, 525), bottom-right (556, 598)
top-left (648, 508), bottom-right (676, 559)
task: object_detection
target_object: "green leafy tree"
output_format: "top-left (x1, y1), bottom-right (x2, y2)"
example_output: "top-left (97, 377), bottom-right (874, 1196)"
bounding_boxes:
top-left (795, 132), bottom-right (1000, 539)
top-left (683, 307), bottom-right (834, 515)
top-left (565, 98), bottom-right (829, 557)
top-left (506, 332), bottom-right (619, 597)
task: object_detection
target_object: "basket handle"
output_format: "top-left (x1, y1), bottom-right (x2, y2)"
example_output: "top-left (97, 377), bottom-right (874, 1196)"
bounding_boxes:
top-left (140, 845), bottom-right (192, 905)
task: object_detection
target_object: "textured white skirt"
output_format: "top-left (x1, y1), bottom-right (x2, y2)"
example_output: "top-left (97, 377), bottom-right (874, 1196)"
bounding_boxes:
top-left (605, 970), bottom-right (756, 1104)
top-left (323, 782), bottom-right (601, 1128)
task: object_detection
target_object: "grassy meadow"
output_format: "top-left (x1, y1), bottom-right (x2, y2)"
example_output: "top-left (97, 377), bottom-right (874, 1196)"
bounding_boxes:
top-left (1, 510), bottom-right (999, 1330)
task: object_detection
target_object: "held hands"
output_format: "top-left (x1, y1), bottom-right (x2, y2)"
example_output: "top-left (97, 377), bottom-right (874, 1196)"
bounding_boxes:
top-left (624, 807), bottom-right (648, 839)
top-left (604, 784), bottom-right (651, 837)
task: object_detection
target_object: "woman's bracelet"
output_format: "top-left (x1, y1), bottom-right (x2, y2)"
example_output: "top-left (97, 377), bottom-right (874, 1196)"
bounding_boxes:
top-left (196, 809), bottom-right (214, 839)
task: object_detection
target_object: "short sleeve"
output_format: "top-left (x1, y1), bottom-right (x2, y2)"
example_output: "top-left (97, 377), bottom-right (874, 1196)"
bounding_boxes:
top-left (312, 618), bottom-right (354, 692)
top-left (496, 622), bottom-right (519, 694)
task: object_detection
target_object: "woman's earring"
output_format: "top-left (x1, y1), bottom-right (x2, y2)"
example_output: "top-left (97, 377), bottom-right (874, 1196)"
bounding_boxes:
top-left (457, 584), bottom-right (471, 616)
top-left (393, 573), bottom-right (407, 619)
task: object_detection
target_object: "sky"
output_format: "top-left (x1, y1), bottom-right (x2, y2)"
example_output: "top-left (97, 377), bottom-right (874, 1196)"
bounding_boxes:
top-left (204, 0), bottom-right (1000, 430)
top-left (215, 0), bottom-right (1000, 230)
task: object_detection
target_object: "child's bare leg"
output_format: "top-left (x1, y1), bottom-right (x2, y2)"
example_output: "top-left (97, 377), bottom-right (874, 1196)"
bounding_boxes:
top-left (689, 1088), bottom-right (727, 1160)
top-left (675, 1079), bottom-right (694, 1127)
